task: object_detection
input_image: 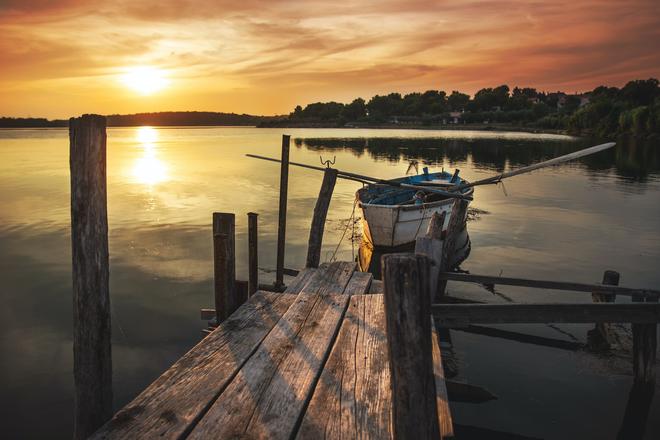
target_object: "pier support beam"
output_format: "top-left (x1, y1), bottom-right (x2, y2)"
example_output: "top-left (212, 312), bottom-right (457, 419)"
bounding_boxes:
top-left (247, 212), bottom-right (259, 297)
top-left (382, 253), bottom-right (441, 439)
top-left (69, 114), bottom-right (113, 439)
top-left (306, 167), bottom-right (338, 268)
top-left (275, 135), bottom-right (290, 290)
top-left (213, 213), bottom-right (236, 322)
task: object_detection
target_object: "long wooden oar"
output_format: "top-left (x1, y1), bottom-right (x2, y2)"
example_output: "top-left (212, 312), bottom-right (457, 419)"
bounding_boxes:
top-left (245, 153), bottom-right (473, 201)
top-left (452, 142), bottom-right (616, 191)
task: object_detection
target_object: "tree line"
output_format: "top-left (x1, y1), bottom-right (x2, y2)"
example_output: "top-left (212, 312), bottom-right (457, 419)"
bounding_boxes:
top-left (274, 78), bottom-right (660, 138)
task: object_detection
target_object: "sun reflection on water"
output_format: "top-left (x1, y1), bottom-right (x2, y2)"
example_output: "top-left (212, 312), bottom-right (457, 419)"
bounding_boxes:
top-left (132, 127), bottom-right (168, 185)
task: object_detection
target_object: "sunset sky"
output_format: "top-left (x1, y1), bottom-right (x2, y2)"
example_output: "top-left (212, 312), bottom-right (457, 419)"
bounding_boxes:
top-left (1, 0), bottom-right (658, 118)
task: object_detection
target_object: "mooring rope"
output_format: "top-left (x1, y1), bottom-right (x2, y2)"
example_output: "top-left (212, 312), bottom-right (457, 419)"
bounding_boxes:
top-left (328, 198), bottom-right (358, 263)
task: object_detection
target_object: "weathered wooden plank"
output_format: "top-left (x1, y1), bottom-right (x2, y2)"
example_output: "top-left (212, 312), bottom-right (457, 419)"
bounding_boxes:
top-left (306, 168), bottom-right (338, 268)
top-left (70, 114), bottom-right (113, 439)
top-left (344, 271), bottom-right (373, 295)
top-left (383, 254), bottom-right (440, 439)
top-left (432, 319), bottom-right (454, 439)
top-left (188, 264), bottom-right (354, 439)
top-left (298, 294), bottom-right (391, 439)
top-left (439, 272), bottom-right (660, 298)
top-left (432, 303), bottom-right (660, 326)
top-left (91, 291), bottom-right (297, 439)
top-left (284, 267), bottom-right (318, 294)
top-left (368, 279), bottom-right (383, 294)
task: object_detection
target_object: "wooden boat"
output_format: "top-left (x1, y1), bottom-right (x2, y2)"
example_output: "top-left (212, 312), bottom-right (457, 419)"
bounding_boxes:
top-left (356, 169), bottom-right (473, 250)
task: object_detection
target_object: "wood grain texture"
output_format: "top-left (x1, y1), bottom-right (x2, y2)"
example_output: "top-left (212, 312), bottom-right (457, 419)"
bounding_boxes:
top-left (306, 168), bottom-right (338, 268)
top-left (188, 262), bottom-right (355, 439)
top-left (368, 280), bottom-right (384, 294)
top-left (344, 271), bottom-right (373, 295)
top-left (298, 294), bottom-right (392, 439)
top-left (382, 254), bottom-right (440, 440)
top-left (69, 114), bottom-right (113, 440)
top-left (91, 292), bottom-right (296, 439)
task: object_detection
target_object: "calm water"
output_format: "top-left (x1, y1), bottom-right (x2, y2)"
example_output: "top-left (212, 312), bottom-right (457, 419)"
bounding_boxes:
top-left (1, 127), bottom-right (658, 439)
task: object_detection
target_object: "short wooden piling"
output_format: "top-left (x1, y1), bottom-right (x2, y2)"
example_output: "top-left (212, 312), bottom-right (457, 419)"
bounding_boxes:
top-left (382, 253), bottom-right (441, 439)
top-left (69, 114), bottom-right (113, 439)
top-left (213, 213), bottom-right (236, 322)
top-left (589, 270), bottom-right (619, 350)
top-left (275, 134), bottom-right (290, 289)
top-left (306, 168), bottom-right (338, 268)
top-left (247, 212), bottom-right (258, 297)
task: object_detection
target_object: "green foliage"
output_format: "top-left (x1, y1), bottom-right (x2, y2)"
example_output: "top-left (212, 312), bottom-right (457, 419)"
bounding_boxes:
top-left (282, 78), bottom-right (660, 137)
top-left (447, 91), bottom-right (470, 111)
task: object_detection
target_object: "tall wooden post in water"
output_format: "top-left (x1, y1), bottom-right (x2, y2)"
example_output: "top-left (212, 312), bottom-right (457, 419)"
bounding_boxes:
top-left (213, 213), bottom-right (236, 322)
top-left (306, 168), bottom-right (338, 268)
top-left (247, 212), bottom-right (259, 297)
top-left (275, 135), bottom-right (290, 290)
top-left (69, 114), bottom-right (113, 439)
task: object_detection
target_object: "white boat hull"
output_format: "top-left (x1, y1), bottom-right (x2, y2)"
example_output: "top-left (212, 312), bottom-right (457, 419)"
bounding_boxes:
top-left (359, 198), bottom-right (469, 248)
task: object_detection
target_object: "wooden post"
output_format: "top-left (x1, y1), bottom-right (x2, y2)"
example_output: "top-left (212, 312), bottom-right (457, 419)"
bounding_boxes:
top-left (382, 253), bottom-right (441, 439)
top-left (588, 270), bottom-right (619, 350)
top-left (69, 114), bottom-right (113, 439)
top-left (437, 199), bottom-right (469, 297)
top-left (633, 290), bottom-right (657, 386)
top-left (213, 213), bottom-right (236, 322)
top-left (306, 168), bottom-right (338, 268)
top-left (247, 212), bottom-right (258, 297)
top-left (415, 211), bottom-right (446, 301)
top-left (275, 134), bottom-right (290, 290)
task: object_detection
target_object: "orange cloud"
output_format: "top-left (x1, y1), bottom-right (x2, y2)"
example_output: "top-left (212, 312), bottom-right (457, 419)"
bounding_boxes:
top-left (0, 0), bottom-right (658, 118)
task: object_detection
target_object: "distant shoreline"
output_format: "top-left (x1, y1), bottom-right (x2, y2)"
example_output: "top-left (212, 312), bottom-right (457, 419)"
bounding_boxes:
top-left (0, 121), bottom-right (570, 136)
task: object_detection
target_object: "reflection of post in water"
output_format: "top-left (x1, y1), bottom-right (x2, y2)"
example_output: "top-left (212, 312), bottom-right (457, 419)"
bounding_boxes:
top-left (617, 383), bottom-right (655, 440)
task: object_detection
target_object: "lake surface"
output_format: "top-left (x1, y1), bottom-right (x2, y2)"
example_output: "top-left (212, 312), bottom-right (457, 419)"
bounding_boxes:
top-left (1, 127), bottom-right (658, 439)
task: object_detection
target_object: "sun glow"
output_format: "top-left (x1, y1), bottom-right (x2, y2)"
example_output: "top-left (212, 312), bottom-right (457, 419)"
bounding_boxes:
top-left (120, 66), bottom-right (169, 95)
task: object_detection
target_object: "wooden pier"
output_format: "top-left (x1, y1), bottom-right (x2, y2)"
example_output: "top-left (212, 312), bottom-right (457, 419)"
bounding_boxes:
top-left (68, 121), bottom-right (658, 439)
top-left (91, 261), bottom-right (453, 439)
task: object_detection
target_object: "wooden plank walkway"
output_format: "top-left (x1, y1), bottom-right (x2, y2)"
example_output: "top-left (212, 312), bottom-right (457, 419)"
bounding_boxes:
top-left (92, 262), bottom-right (453, 439)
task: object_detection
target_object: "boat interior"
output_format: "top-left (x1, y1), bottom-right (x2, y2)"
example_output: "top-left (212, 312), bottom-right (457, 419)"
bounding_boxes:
top-left (357, 169), bottom-right (468, 206)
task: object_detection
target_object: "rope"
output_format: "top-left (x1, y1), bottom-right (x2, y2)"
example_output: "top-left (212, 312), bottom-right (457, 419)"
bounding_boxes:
top-left (413, 203), bottom-right (428, 240)
top-left (328, 198), bottom-right (358, 263)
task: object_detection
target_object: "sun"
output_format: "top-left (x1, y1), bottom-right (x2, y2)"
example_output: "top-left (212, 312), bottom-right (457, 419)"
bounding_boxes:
top-left (120, 66), bottom-right (169, 95)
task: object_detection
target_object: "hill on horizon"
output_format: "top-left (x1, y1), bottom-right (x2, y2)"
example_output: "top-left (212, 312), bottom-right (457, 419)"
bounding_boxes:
top-left (0, 111), bottom-right (284, 128)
